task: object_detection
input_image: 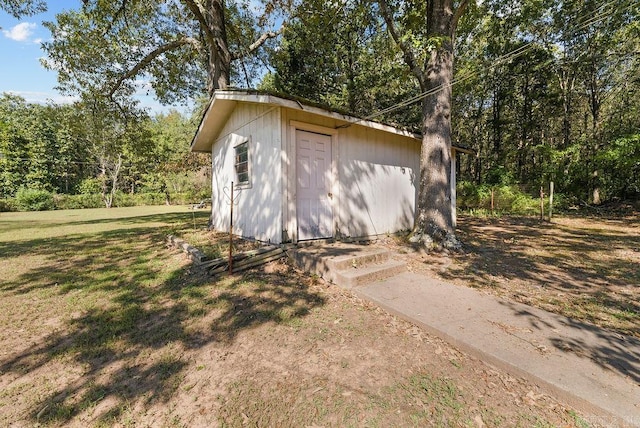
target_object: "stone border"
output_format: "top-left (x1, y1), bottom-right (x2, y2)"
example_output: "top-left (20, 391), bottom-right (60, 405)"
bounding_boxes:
top-left (166, 235), bottom-right (209, 264)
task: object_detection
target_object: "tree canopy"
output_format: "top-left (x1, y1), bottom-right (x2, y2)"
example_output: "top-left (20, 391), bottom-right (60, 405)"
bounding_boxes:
top-left (42, 0), bottom-right (284, 107)
top-left (264, 0), bottom-right (639, 207)
top-left (0, 0), bottom-right (45, 18)
top-left (2, 0), bottom-right (639, 220)
top-left (0, 94), bottom-right (209, 207)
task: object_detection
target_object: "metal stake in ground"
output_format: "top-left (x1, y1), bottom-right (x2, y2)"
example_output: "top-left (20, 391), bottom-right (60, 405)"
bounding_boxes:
top-left (229, 182), bottom-right (234, 274)
top-left (549, 181), bottom-right (554, 222)
top-left (539, 187), bottom-right (545, 222)
top-left (223, 182), bottom-right (242, 274)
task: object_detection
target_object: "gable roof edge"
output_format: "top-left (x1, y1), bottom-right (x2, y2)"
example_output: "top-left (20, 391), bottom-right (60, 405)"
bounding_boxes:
top-left (190, 90), bottom-right (424, 152)
top-left (191, 90), bottom-right (475, 155)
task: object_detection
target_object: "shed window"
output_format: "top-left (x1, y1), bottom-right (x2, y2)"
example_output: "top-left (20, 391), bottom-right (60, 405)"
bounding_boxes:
top-left (234, 140), bottom-right (249, 185)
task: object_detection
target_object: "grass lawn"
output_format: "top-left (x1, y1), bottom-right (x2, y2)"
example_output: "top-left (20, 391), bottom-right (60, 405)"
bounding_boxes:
top-left (0, 207), bottom-right (596, 427)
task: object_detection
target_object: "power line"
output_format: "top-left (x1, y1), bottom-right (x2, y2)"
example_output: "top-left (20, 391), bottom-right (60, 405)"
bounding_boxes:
top-left (0, 157), bottom-right (167, 168)
top-left (360, 0), bottom-right (633, 123)
top-left (0, 157), bottom-right (94, 165)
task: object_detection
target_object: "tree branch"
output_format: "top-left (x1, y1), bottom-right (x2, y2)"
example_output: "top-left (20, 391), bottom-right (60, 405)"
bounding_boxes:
top-left (182, 0), bottom-right (216, 45)
top-left (107, 37), bottom-right (201, 99)
top-left (230, 25), bottom-right (285, 61)
top-left (451, 0), bottom-right (469, 32)
top-left (376, 0), bottom-right (425, 84)
top-left (101, 0), bottom-right (130, 36)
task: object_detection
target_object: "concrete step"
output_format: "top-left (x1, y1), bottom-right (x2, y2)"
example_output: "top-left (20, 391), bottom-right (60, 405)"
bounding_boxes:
top-left (326, 248), bottom-right (392, 271)
top-left (333, 259), bottom-right (406, 289)
top-left (287, 244), bottom-right (406, 288)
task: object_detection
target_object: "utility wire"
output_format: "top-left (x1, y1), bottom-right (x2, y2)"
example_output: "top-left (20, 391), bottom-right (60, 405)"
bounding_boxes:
top-left (360, 0), bottom-right (633, 123)
top-left (0, 157), bottom-right (168, 167)
top-left (369, 0), bottom-right (619, 118)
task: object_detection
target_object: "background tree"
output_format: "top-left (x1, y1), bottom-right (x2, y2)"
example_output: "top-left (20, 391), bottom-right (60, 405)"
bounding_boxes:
top-left (450, 0), bottom-right (639, 205)
top-left (145, 109), bottom-right (211, 202)
top-left (0, 0), bottom-right (45, 18)
top-left (52, 104), bottom-right (92, 194)
top-left (3, 0), bottom-right (638, 212)
top-left (0, 92), bottom-right (210, 207)
top-left (0, 95), bottom-right (31, 197)
top-left (0, 95), bottom-right (78, 196)
top-left (42, 0), bottom-right (284, 108)
top-left (70, 96), bottom-right (155, 208)
top-left (263, 0), bottom-right (638, 219)
top-left (261, 0), bottom-right (422, 127)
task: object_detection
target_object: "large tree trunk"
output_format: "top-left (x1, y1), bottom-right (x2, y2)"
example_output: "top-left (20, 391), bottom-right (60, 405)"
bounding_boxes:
top-left (413, 0), bottom-right (464, 248)
top-left (415, 38), bottom-right (455, 241)
top-left (377, 0), bottom-right (467, 248)
top-left (207, 0), bottom-right (231, 94)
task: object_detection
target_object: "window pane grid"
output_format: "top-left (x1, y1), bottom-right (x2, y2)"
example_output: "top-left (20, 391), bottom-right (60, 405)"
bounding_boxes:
top-left (235, 141), bottom-right (249, 184)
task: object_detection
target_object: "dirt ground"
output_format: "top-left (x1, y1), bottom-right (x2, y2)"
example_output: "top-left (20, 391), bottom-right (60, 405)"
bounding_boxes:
top-left (0, 266), bottom-right (598, 427)
top-left (1, 208), bottom-right (630, 426)
top-left (385, 212), bottom-right (639, 339)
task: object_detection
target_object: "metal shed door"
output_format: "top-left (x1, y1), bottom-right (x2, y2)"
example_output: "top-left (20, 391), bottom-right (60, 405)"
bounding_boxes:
top-left (296, 130), bottom-right (333, 240)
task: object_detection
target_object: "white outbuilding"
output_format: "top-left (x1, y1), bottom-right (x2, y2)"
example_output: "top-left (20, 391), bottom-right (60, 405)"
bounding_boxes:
top-left (191, 90), bottom-right (470, 244)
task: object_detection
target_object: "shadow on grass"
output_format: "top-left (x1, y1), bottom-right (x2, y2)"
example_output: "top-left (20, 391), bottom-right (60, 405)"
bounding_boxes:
top-left (444, 217), bottom-right (640, 328)
top-left (0, 211), bottom-right (325, 425)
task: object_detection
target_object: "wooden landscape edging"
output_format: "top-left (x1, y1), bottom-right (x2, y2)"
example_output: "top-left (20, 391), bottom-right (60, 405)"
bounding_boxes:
top-left (166, 235), bottom-right (286, 275)
top-left (205, 245), bottom-right (285, 276)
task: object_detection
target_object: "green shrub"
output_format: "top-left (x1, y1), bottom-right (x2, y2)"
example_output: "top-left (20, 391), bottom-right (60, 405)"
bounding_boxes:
top-left (78, 178), bottom-right (102, 194)
top-left (485, 166), bottom-right (515, 186)
top-left (8, 190), bottom-right (207, 211)
top-left (510, 190), bottom-right (539, 215)
top-left (457, 181), bottom-right (552, 216)
top-left (54, 194), bottom-right (104, 210)
top-left (457, 181), bottom-right (490, 209)
top-left (113, 192), bottom-right (136, 207)
top-left (596, 134), bottom-right (640, 200)
top-left (169, 191), bottom-right (210, 205)
top-left (0, 198), bottom-right (16, 212)
top-left (112, 192), bottom-right (168, 207)
top-left (138, 192), bottom-right (167, 205)
top-left (54, 192), bottom-right (173, 210)
top-left (550, 193), bottom-right (573, 211)
top-left (168, 192), bottom-right (191, 205)
top-left (15, 188), bottom-right (55, 211)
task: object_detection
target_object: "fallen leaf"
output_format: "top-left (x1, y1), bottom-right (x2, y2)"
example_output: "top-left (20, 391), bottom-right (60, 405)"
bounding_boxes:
top-left (474, 414), bottom-right (486, 428)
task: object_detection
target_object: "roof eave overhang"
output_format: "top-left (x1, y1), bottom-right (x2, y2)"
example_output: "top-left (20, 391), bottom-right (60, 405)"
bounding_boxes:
top-left (451, 146), bottom-right (475, 155)
top-left (190, 90), bottom-right (424, 153)
top-left (190, 96), bottom-right (238, 153)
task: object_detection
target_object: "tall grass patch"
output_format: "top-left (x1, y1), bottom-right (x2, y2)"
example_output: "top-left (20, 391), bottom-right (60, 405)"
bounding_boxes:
top-left (457, 181), bottom-right (552, 216)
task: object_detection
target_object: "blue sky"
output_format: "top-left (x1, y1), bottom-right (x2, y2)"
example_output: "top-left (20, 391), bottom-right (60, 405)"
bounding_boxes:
top-left (0, 1), bottom-right (176, 114)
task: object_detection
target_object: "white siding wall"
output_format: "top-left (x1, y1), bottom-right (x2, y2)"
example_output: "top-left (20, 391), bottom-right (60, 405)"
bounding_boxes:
top-left (283, 109), bottom-right (420, 240)
top-left (211, 104), bottom-right (283, 243)
top-left (338, 124), bottom-right (419, 238)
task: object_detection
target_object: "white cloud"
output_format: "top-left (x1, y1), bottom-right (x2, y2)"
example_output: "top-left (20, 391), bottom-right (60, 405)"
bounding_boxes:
top-left (2, 22), bottom-right (37, 42)
top-left (5, 90), bottom-right (78, 105)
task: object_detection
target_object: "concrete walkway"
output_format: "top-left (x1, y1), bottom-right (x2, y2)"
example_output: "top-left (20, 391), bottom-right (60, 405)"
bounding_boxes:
top-left (351, 271), bottom-right (640, 426)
